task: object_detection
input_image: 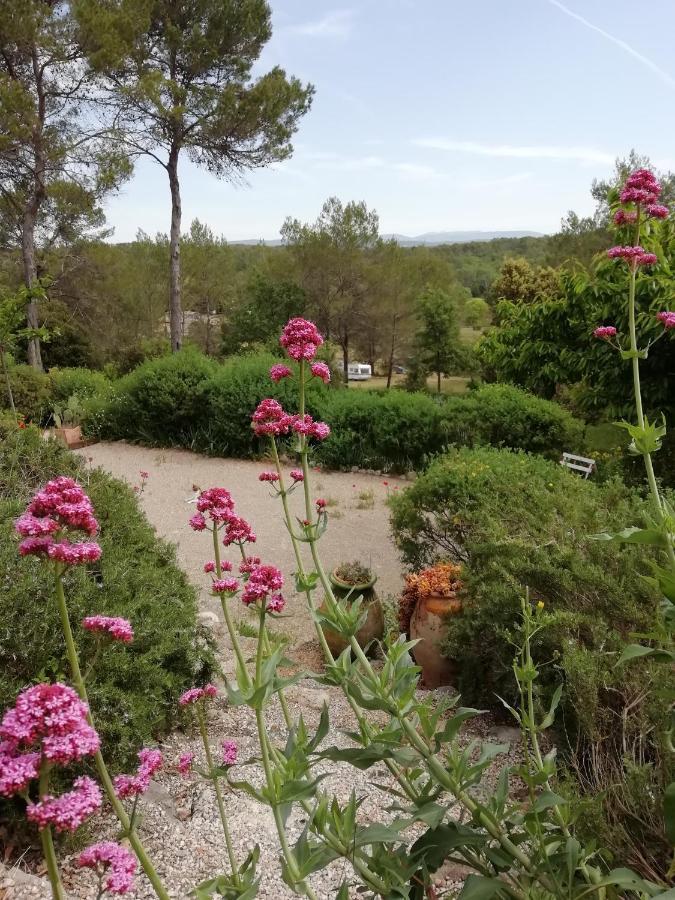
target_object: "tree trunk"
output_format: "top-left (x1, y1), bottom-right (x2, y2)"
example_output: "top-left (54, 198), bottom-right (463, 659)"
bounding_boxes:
top-left (342, 334), bottom-right (349, 385)
top-left (437, 370), bottom-right (441, 394)
top-left (167, 147), bottom-right (183, 352)
top-left (1, 347), bottom-right (16, 414)
top-left (386, 316), bottom-right (397, 389)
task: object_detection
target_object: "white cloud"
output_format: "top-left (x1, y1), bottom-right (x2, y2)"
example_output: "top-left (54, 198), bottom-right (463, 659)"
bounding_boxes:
top-left (306, 153), bottom-right (439, 179)
top-left (546, 0), bottom-right (675, 93)
top-left (412, 138), bottom-right (614, 165)
top-left (283, 10), bottom-right (354, 38)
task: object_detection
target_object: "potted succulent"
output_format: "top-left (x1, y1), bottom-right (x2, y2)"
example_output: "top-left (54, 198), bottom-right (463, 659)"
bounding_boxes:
top-left (401, 563), bottom-right (463, 688)
top-left (320, 560), bottom-right (383, 656)
top-left (52, 395), bottom-right (85, 448)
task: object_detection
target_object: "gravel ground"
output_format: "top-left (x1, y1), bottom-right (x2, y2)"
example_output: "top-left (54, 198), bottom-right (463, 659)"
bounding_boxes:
top-left (3, 442), bottom-right (519, 899)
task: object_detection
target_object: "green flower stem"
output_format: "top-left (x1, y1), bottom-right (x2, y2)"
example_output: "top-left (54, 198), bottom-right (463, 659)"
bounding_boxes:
top-left (196, 704), bottom-right (241, 885)
top-left (53, 569), bottom-right (171, 900)
top-left (212, 526), bottom-right (250, 686)
top-left (38, 765), bottom-right (66, 900)
top-left (253, 602), bottom-right (318, 900)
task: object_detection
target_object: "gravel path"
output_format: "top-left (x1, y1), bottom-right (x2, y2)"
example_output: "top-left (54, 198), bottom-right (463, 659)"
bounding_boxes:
top-left (4, 442), bottom-right (516, 899)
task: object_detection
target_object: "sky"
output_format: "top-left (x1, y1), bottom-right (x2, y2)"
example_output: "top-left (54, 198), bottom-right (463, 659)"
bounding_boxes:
top-left (103, 0), bottom-right (675, 242)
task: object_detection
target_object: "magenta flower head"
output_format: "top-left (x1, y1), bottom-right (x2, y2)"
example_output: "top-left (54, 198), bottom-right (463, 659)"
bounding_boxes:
top-left (82, 615), bottom-right (134, 644)
top-left (212, 577), bottom-right (239, 595)
top-left (177, 752), bottom-right (194, 778)
top-left (621, 168), bottom-right (661, 201)
top-left (221, 740), bottom-right (237, 766)
top-left (613, 209), bottom-right (638, 226)
top-left (239, 555), bottom-right (261, 575)
top-left (258, 471), bottom-right (280, 483)
top-left (241, 564), bottom-right (284, 606)
top-left (290, 469), bottom-right (304, 483)
top-left (179, 684), bottom-right (218, 706)
top-left (16, 477), bottom-right (101, 562)
top-left (310, 361), bottom-right (331, 384)
top-left (593, 326), bottom-right (618, 341)
top-left (269, 363), bottom-right (292, 383)
top-left (27, 775), bottom-right (102, 832)
top-left (78, 841), bottom-right (137, 895)
top-left (196, 487), bottom-right (234, 524)
top-left (252, 398), bottom-right (292, 437)
top-left (0, 683), bottom-right (99, 772)
top-left (280, 318), bottom-right (324, 362)
top-left (139, 471), bottom-right (149, 480)
top-left (266, 593), bottom-right (286, 614)
top-left (657, 311), bottom-right (675, 330)
top-left (222, 515), bottom-right (256, 547)
top-left (607, 245), bottom-right (658, 266)
top-left (113, 747), bottom-right (163, 799)
top-left (646, 203), bottom-right (669, 220)
top-left (189, 512), bottom-right (207, 532)
top-left (315, 498), bottom-right (327, 510)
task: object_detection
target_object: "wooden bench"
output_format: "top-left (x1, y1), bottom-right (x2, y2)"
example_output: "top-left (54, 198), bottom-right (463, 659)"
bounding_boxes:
top-left (560, 452), bottom-right (596, 479)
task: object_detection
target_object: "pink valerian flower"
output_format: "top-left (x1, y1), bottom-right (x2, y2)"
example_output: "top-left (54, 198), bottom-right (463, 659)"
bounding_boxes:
top-left (189, 513), bottom-right (207, 532)
top-left (241, 564), bottom-right (284, 606)
top-left (613, 209), bottom-right (638, 226)
top-left (258, 471), bottom-right (280, 483)
top-left (266, 593), bottom-right (286, 614)
top-left (139, 471), bottom-right (149, 480)
top-left (657, 311), bottom-right (675, 329)
top-left (24, 477), bottom-right (98, 535)
top-left (196, 488), bottom-right (235, 524)
top-left (620, 187), bottom-right (659, 205)
top-left (290, 469), bottom-right (304, 482)
top-left (82, 616), bottom-right (134, 644)
top-left (288, 414), bottom-right (331, 441)
top-left (221, 740), bottom-right (237, 766)
top-left (179, 684), bottom-right (218, 706)
top-left (606, 246), bottom-right (658, 266)
top-left (625, 168), bottom-right (661, 194)
top-left (280, 318), bottom-right (324, 362)
top-left (47, 540), bottom-right (102, 565)
top-left (593, 326), bottom-right (618, 340)
top-left (222, 515), bottom-right (256, 547)
top-left (14, 514), bottom-right (60, 537)
top-left (27, 776), bottom-right (102, 832)
top-left (212, 577), bottom-right (239, 594)
top-left (252, 399), bottom-right (292, 437)
top-left (113, 748), bottom-right (163, 799)
top-left (0, 741), bottom-right (40, 796)
top-left (646, 203), bottom-right (669, 219)
top-left (204, 560), bottom-right (232, 574)
top-left (0, 684), bottom-right (99, 767)
top-left (78, 841), bottom-right (137, 895)
top-left (269, 363), bottom-right (293, 383)
top-left (310, 421), bottom-right (330, 441)
top-left (310, 362), bottom-right (331, 384)
top-left (18, 536), bottom-right (55, 557)
top-left (177, 752), bottom-right (194, 778)
top-left (315, 498), bottom-right (327, 511)
top-left (239, 556), bottom-right (261, 576)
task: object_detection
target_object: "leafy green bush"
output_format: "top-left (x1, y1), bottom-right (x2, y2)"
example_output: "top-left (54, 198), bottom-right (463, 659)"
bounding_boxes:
top-left (389, 446), bottom-right (672, 877)
top-left (49, 366), bottom-right (112, 404)
top-left (0, 363), bottom-right (52, 421)
top-left (440, 384), bottom-right (585, 459)
top-left (0, 420), bottom-right (214, 770)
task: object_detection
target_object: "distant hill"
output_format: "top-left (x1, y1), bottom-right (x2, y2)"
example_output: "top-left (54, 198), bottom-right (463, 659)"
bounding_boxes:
top-left (230, 230), bottom-right (544, 247)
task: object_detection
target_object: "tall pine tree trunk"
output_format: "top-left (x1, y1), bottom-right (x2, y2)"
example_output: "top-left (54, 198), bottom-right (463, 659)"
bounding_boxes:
top-left (167, 146), bottom-right (183, 352)
top-left (386, 315), bottom-right (397, 389)
top-left (342, 333), bottom-right (349, 384)
top-left (24, 48), bottom-right (46, 371)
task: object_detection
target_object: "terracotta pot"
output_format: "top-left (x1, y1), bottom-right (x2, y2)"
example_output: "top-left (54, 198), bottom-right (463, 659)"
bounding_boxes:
top-left (54, 425), bottom-right (82, 448)
top-left (410, 592), bottom-right (462, 688)
top-left (319, 570), bottom-right (383, 656)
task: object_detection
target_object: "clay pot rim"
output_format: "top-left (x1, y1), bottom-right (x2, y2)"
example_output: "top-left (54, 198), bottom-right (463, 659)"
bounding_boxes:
top-left (329, 568), bottom-right (378, 594)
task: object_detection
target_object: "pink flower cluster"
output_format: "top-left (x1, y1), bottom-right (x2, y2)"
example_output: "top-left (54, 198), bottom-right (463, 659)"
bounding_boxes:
top-left (619, 169), bottom-right (661, 205)
top-left (239, 556), bottom-right (261, 575)
top-left (204, 560), bottom-right (232, 574)
top-left (27, 776), bottom-right (102, 832)
top-left (222, 515), bottom-right (256, 547)
top-left (606, 245), bottom-right (658, 266)
top-left (179, 684), bottom-right (218, 706)
top-left (212, 577), bottom-right (239, 594)
top-left (288, 414), bottom-right (331, 441)
top-left (310, 362), bottom-right (331, 384)
top-left (241, 564), bottom-right (285, 612)
top-left (0, 684), bottom-right (99, 778)
top-left (82, 615), bottom-right (134, 643)
top-left (593, 326), bottom-right (617, 340)
top-left (280, 318), bottom-right (324, 361)
top-left (259, 471), bottom-right (280, 483)
top-left (290, 469), bottom-right (304, 482)
top-left (252, 399), bottom-right (291, 437)
top-left (658, 311), bottom-right (675, 329)
top-left (270, 364), bottom-right (292, 383)
top-left (613, 209), bottom-right (638, 226)
top-left (113, 748), bottom-right (163, 799)
top-left (177, 752), bottom-right (194, 777)
top-left (16, 478), bottom-right (101, 564)
top-left (221, 740), bottom-right (237, 766)
top-left (78, 841), bottom-right (137, 895)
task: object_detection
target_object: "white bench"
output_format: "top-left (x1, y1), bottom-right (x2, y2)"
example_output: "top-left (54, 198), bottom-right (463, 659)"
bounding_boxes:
top-left (560, 452), bottom-right (596, 479)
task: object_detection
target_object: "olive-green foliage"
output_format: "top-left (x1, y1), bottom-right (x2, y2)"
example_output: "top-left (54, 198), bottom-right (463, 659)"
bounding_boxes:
top-left (440, 384), bottom-right (585, 460)
top-left (0, 420), bottom-right (213, 770)
top-left (0, 363), bottom-right (51, 421)
top-left (49, 366), bottom-right (112, 404)
top-left (389, 446), bottom-right (672, 878)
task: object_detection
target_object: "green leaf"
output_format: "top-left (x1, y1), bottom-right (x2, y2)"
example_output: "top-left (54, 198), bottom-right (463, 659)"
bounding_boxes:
top-left (458, 874), bottom-right (504, 900)
top-left (539, 683), bottom-right (563, 730)
top-left (533, 790), bottom-right (567, 813)
top-left (591, 526), bottom-right (668, 547)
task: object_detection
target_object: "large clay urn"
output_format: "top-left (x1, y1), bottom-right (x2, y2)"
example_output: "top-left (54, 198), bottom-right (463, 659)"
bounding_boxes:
top-left (410, 593), bottom-right (462, 688)
top-left (319, 570), bottom-right (384, 657)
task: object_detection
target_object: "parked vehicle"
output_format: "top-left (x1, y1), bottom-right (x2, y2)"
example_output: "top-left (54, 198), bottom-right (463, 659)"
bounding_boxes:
top-left (347, 362), bottom-right (372, 381)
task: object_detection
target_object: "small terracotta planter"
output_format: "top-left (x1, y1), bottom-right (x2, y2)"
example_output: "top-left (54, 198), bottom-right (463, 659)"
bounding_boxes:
top-left (410, 592), bottom-right (462, 688)
top-left (54, 425), bottom-right (83, 448)
top-left (319, 570), bottom-right (383, 657)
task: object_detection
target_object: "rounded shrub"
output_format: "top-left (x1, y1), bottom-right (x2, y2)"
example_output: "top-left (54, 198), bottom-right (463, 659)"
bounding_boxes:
top-left (0, 363), bottom-right (52, 422)
top-left (49, 366), bottom-right (112, 404)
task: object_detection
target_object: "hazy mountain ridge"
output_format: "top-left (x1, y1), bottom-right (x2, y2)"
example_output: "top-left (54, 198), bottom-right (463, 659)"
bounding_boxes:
top-left (230, 230), bottom-right (544, 247)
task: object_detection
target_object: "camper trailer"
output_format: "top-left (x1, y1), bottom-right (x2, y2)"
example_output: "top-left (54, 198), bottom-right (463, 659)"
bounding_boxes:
top-left (347, 362), bottom-right (372, 381)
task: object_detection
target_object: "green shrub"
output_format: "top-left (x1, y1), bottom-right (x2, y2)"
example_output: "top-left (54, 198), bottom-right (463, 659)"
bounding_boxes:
top-left (389, 446), bottom-right (672, 878)
top-left (440, 383), bottom-right (585, 459)
top-left (0, 363), bottom-right (52, 422)
top-left (0, 421), bottom-right (214, 770)
top-left (316, 390), bottom-right (443, 472)
top-left (49, 367), bottom-right (112, 405)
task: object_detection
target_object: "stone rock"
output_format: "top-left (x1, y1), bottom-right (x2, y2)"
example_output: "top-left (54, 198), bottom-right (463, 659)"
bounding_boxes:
top-left (489, 725), bottom-right (522, 745)
top-left (198, 610), bottom-right (220, 629)
top-left (143, 780), bottom-right (179, 819)
top-left (351, 466), bottom-right (359, 473)
top-left (404, 471), bottom-right (417, 481)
